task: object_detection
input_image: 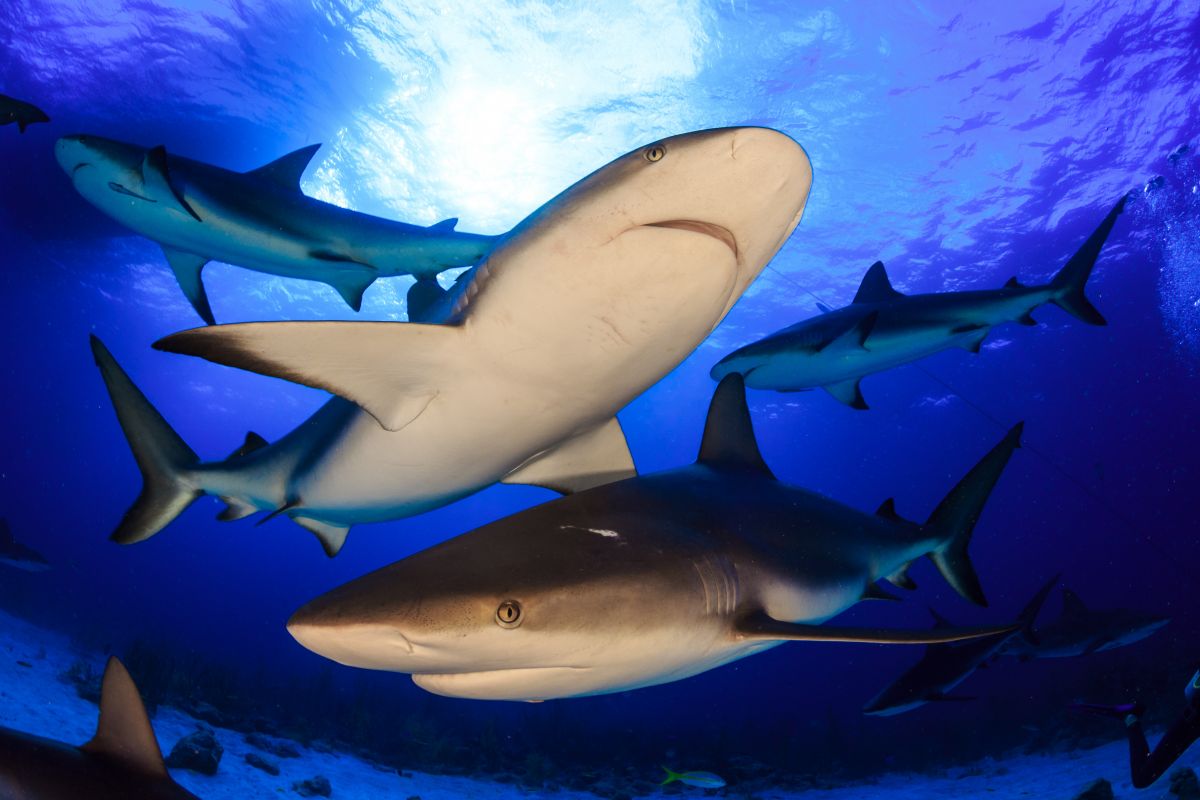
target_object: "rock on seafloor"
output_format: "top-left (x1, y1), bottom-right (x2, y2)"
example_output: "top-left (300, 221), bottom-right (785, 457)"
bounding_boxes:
top-left (1172, 767), bottom-right (1200, 799)
top-left (165, 726), bottom-right (224, 775)
top-left (244, 751), bottom-right (281, 776)
top-left (1073, 778), bottom-right (1114, 800)
top-left (294, 774), bottom-right (333, 797)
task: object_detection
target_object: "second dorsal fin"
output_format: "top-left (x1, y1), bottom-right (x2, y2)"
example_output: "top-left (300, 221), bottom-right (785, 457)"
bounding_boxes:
top-left (697, 374), bottom-right (774, 478)
top-left (81, 657), bottom-right (168, 777)
top-left (853, 261), bottom-right (904, 304)
top-left (247, 144), bottom-right (322, 191)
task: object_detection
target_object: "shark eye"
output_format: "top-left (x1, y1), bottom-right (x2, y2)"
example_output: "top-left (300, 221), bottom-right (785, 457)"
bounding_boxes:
top-left (644, 144), bottom-right (666, 163)
top-left (495, 600), bottom-right (522, 629)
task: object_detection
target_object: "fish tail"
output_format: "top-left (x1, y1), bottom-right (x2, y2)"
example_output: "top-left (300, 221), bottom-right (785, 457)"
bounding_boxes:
top-left (924, 422), bottom-right (1024, 607)
top-left (660, 766), bottom-right (681, 786)
top-left (90, 336), bottom-right (202, 544)
top-left (1046, 195), bottom-right (1126, 326)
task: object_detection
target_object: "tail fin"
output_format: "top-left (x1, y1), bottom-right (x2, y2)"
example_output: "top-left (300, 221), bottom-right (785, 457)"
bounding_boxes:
top-left (925, 422), bottom-right (1024, 607)
top-left (1047, 195), bottom-right (1126, 326)
top-left (90, 336), bottom-right (201, 544)
top-left (660, 767), bottom-right (682, 786)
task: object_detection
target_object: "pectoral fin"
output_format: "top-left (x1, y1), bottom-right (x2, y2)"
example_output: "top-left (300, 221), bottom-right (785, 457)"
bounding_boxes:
top-left (142, 146), bottom-right (201, 221)
top-left (823, 378), bottom-right (868, 409)
top-left (291, 516), bottom-right (350, 558)
top-left (162, 248), bottom-right (213, 325)
top-left (328, 270), bottom-right (377, 311)
top-left (154, 321), bottom-right (462, 431)
top-left (503, 417), bottom-right (635, 494)
top-left (735, 611), bottom-right (1018, 645)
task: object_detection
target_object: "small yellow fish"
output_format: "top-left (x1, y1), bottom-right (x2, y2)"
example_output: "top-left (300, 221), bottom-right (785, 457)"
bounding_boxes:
top-left (660, 766), bottom-right (726, 789)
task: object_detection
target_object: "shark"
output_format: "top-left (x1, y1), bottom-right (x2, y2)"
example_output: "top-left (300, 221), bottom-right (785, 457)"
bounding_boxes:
top-left (0, 657), bottom-right (199, 799)
top-left (711, 196), bottom-right (1127, 408)
top-left (92, 127), bottom-right (814, 557)
top-left (286, 374), bottom-right (1024, 702)
top-left (55, 134), bottom-right (499, 324)
top-left (1002, 586), bottom-right (1169, 661)
top-left (862, 576), bottom-right (1058, 716)
top-left (0, 93), bottom-right (49, 133)
top-left (0, 518), bottom-right (50, 572)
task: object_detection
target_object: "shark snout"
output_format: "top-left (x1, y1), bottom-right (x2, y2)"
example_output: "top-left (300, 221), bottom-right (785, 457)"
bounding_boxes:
top-left (287, 610), bottom-right (417, 669)
top-left (55, 135), bottom-right (96, 175)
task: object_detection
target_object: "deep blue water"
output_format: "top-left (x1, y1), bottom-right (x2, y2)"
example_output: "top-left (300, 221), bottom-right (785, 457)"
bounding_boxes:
top-left (2, 0), bottom-right (1200, 788)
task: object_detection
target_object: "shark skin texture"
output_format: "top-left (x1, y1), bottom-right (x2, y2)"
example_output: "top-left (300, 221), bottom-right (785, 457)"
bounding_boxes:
top-left (91, 127), bottom-right (814, 557)
top-left (286, 374), bottom-right (1023, 702)
top-left (711, 195), bottom-right (1127, 409)
top-left (55, 135), bottom-right (498, 324)
top-left (0, 657), bottom-right (199, 799)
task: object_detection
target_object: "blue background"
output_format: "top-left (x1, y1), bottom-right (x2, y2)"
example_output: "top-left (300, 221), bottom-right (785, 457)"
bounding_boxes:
top-left (1, 0), bottom-right (1198, 777)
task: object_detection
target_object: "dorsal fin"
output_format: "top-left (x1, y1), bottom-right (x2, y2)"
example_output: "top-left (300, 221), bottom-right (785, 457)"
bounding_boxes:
top-left (1005, 276), bottom-right (1024, 289)
top-left (697, 374), bottom-right (774, 478)
top-left (81, 657), bottom-right (168, 777)
top-left (228, 431), bottom-right (268, 460)
top-left (1060, 587), bottom-right (1089, 616)
top-left (875, 498), bottom-right (901, 521)
top-left (247, 144), bottom-right (322, 191)
top-left (853, 261), bottom-right (903, 304)
top-left (429, 217), bottom-right (458, 232)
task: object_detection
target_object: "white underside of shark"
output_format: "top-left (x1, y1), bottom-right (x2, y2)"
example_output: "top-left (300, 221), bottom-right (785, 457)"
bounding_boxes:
top-left (92, 127), bottom-right (814, 557)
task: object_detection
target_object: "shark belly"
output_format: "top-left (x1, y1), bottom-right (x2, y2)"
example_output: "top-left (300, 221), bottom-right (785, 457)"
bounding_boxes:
top-left (204, 373), bottom-right (618, 526)
top-left (411, 621), bottom-right (759, 701)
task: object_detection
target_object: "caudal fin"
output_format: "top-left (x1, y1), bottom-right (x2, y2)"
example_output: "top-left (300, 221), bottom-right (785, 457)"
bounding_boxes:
top-left (1047, 196), bottom-right (1127, 326)
top-left (925, 423), bottom-right (1024, 607)
top-left (90, 337), bottom-right (201, 544)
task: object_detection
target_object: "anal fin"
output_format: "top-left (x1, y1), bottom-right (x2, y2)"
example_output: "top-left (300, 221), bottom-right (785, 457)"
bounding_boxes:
top-left (503, 417), bottom-right (635, 494)
top-left (291, 516), bottom-right (350, 558)
top-left (162, 248), bottom-right (213, 325)
top-left (216, 496), bottom-right (257, 522)
top-left (886, 560), bottom-right (918, 590)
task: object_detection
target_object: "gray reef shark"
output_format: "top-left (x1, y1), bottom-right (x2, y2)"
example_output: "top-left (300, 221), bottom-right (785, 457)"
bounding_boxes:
top-left (0, 657), bottom-right (199, 799)
top-left (0, 93), bottom-right (49, 133)
top-left (55, 134), bottom-right (498, 324)
top-left (1002, 585), bottom-right (1169, 660)
top-left (286, 374), bottom-right (1023, 702)
top-left (711, 196), bottom-right (1126, 408)
top-left (862, 576), bottom-right (1058, 716)
top-left (93, 127), bottom-right (814, 557)
top-left (0, 518), bottom-right (49, 572)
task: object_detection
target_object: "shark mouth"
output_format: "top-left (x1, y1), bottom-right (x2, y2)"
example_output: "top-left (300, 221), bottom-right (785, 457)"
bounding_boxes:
top-left (644, 220), bottom-right (739, 261)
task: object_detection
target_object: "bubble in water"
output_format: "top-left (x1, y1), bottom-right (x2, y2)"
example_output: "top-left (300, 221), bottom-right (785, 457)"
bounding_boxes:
top-left (1133, 143), bottom-right (1200, 362)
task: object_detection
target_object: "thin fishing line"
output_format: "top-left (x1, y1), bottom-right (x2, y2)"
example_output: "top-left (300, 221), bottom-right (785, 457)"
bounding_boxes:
top-left (761, 263), bottom-right (1182, 576)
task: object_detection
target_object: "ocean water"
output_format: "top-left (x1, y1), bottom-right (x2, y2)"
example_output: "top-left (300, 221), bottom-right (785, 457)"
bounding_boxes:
top-left (1, 1), bottom-right (1199, 797)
